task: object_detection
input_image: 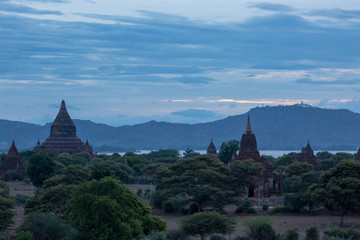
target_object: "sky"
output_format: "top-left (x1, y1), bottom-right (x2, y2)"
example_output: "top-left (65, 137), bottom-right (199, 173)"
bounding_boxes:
top-left (1, 0), bottom-right (360, 126)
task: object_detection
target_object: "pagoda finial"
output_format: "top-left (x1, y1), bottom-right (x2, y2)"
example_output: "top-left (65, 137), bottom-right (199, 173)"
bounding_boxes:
top-left (11, 140), bottom-right (15, 147)
top-left (61, 100), bottom-right (65, 107)
top-left (245, 115), bottom-right (253, 134)
top-left (307, 140), bottom-right (310, 147)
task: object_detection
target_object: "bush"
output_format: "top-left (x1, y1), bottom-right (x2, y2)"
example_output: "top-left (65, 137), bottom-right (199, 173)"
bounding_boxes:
top-left (210, 234), bottom-right (226, 240)
top-left (135, 231), bottom-right (167, 240)
top-left (263, 203), bottom-right (269, 211)
top-left (305, 226), bottom-right (319, 240)
top-left (19, 212), bottom-right (84, 240)
top-left (236, 198), bottom-right (253, 214)
top-left (162, 199), bottom-right (175, 213)
top-left (13, 230), bottom-right (33, 240)
top-left (15, 194), bottom-right (28, 204)
top-left (243, 216), bottom-right (278, 240)
top-left (323, 225), bottom-right (360, 240)
top-left (166, 229), bottom-right (187, 240)
top-left (268, 205), bottom-right (291, 214)
top-left (283, 228), bottom-right (299, 240)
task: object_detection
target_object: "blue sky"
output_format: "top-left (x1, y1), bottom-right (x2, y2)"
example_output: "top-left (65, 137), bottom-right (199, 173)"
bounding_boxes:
top-left (1, 0), bottom-right (360, 126)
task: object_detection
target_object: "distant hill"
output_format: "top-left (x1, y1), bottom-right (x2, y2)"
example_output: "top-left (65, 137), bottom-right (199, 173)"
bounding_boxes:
top-left (1, 104), bottom-right (360, 152)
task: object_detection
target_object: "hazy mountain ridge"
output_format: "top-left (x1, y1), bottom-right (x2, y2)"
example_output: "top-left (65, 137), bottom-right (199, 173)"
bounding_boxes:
top-left (1, 104), bottom-right (360, 152)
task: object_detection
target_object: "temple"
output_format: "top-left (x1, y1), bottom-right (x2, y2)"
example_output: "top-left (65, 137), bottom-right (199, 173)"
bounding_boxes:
top-left (355, 148), bottom-right (360, 162)
top-left (0, 140), bottom-right (27, 180)
top-left (294, 140), bottom-right (321, 171)
top-left (206, 139), bottom-right (217, 156)
top-left (34, 100), bottom-right (93, 155)
top-left (235, 115), bottom-right (282, 198)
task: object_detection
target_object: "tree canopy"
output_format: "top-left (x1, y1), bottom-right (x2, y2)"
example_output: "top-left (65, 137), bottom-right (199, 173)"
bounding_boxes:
top-left (0, 181), bottom-right (14, 231)
top-left (66, 177), bottom-right (166, 240)
top-left (27, 152), bottom-right (56, 187)
top-left (218, 140), bottom-right (239, 164)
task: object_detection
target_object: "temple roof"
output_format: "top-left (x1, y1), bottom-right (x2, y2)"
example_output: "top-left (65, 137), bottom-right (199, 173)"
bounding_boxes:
top-left (0, 140), bottom-right (26, 180)
top-left (245, 115), bottom-right (253, 134)
top-left (207, 139), bottom-right (217, 155)
top-left (7, 140), bottom-right (19, 158)
top-left (53, 100), bottom-right (75, 126)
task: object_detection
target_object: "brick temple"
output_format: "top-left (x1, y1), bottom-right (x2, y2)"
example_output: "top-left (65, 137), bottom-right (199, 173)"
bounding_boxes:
top-left (206, 139), bottom-right (217, 156)
top-left (34, 100), bottom-right (93, 155)
top-left (235, 115), bottom-right (283, 198)
top-left (0, 140), bottom-right (27, 180)
top-left (294, 140), bottom-right (321, 171)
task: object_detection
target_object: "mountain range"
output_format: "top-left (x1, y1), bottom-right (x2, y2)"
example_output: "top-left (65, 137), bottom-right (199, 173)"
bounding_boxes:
top-left (1, 104), bottom-right (360, 152)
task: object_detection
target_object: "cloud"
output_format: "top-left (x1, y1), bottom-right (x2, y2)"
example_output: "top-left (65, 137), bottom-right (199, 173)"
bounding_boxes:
top-left (306, 9), bottom-right (360, 20)
top-left (208, 99), bottom-right (315, 105)
top-left (0, 2), bottom-right (63, 15)
top-left (247, 3), bottom-right (294, 13)
top-left (295, 78), bottom-right (359, 85)
top-left (171, 109), bottom-right (218, 118)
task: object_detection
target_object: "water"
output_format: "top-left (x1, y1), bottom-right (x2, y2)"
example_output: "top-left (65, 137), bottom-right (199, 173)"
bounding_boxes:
top-left (102, 150), bottom-right (357, 158)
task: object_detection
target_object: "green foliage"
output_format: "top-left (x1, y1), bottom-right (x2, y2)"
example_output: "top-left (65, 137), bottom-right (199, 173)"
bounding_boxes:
top-left (19, 212), bottom-right (84, 240)
top-left (12, 230), bottom-right (33, 240)
top-left (283, 228), bottom-right (299, 240)
top-left (305, 226), bottom-right (319, 240)
top-left (27, 153), bottom-right (56, 187)
top-left (262, 203), bottom-right (269, 211)
top-left (5, 171), bottom-right (24, 181)
top-left (236, 198), bottom-right (256, 214)
top-left (210, 234), bottom-right (227, 240)
top-left (66, 177), bottom-right (166, 240)
top-left (268, 206), bottom-right (291, 214)
top-left (19, 150), bottom-right (36, 166)
top-left (243, 216), bottom-right (278, 240)
top-left (218, 140), bottom-right (239, 164)
top-left (283, 162), bottom-right (317, 212)
top-left (135, 231), bottom-right (167, 240)
top-left (155, 155), bottom-right (234, 211)
top-left (182, 148), bottom-right (201, 159)
top-left (122, 152), bottom-right (147, 174)
top-left (308, 160), bottom-right (360, 225)
top-left (71, 152), bottom-right (91, 166)
top-left (147, 149), bottom-right (180, 163)
top-left (335, 152), bottom-right (354, 161)
top-left (166, 229), bottom-right (187, 240)
top-left (323, 225), bottom-right (360, 240)
top-left (180, 211), bottom-right (233, 240)
top-left (90, 164), bottom-right (111, 180)
top-left (15, 194), bottom-right (28, 204)
top-left (0, 181), bottom-right (14, 231)
top-left (316, 151), bottom-right (333, 160)
top-left (271, 153), bottom-right (296, 170)
top-left (161, 197), bottom-right (186, 213)
top-left (230, 160), bottom-right (262, 195)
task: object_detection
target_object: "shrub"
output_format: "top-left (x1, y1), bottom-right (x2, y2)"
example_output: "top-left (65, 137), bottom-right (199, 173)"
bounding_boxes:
top-left (13, 230), bottom-right (33, 240)
top-left (268, 205), bottom-right (291, 214)
top-left (243, 216), bottom-right (278, 240)
top-left (162, 199), bottom-right (175, 213)
top-left (323, 225), bottom-right (360, 240)
top-left (166, 229), bottom-right (187, 240)
top-left (210, 234), bottom-right (227, 240)
top-left (236, 198), bottom-right (253, 214)
top-left (15, 194), bottom-right (28, 204)
top-left (262, 203), bottom-right (269, 211)
top-left (305, 226), bottom-right (319, 240)
top-left (247, 208), bottom-right (258, 214)
top-left (135, 231), bottom-right (167, 240)
top-left (283, 228), bottom-right (299, 240)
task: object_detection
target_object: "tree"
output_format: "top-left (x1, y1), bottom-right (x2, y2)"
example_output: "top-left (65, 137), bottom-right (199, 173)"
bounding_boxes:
top-left (66, 177), bottom-right (166, 240)
top-left (0, 181), bottom-right (14, 231)
top-left (243, 216), bottom-right (278, 240)
top-left (182, 148), bottom-right (200, 159)
top-left (27, 153), bottom-right (55, 187)
top-left (229, 159), bottom-right (262, 196)
top-left (218, 140), bottom-right (239, 164)
top-left (146, 149), bottom-right (180, 163)
top-left (283, 162), bottom-right (317, 212)
top-left (180, 211), bottom-right (233, 240)
top-left (155, 155), bottom-right (234, 211)
top-left (308, 160), bottom-right (360, 226)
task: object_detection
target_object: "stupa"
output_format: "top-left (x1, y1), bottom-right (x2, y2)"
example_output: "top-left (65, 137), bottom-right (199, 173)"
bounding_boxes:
top-left (235, 115), bottom-right (282, 198)
top-left (206, 139), bottom-right (217, 156)
top-left (294, 140), bottom-right (321, 171)
top-left (0, 140), bottom-right (27, 180)
top-left (34, 100), bottom-right (93, 155)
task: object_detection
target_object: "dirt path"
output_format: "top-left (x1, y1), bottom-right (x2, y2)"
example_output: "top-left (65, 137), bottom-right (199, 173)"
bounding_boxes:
top-left (6, 181), bottom-right (34, 237)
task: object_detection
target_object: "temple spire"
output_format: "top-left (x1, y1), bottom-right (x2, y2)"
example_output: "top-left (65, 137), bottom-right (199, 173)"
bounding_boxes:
top-left (245, 115), bottom-right (253, 134)
top-left (307, 140), bottom-right (310, 148)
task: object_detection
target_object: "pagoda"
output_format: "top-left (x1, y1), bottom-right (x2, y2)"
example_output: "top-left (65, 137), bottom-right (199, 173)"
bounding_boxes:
top-left (0, 140), bottom-right (27, 180)
top-left (294, 140), bottom-right (321, 171)
top-left (206, 139), bottom-right (217, 156)
top-left (355, 148), bottom-right (360, 162)
top-left (235, 115), bottom-right (282, 198)
top-left (34, 100), bottom-right (93, 155)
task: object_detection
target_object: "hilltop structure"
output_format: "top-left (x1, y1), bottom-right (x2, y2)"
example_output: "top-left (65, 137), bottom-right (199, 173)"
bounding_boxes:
top-left (235, 115), bottom-right (282, 198)
top-left (34, 100), bottom-right (93, 155)
top-left (0, 140), bottom-right (27, 180)
top-left (294, 140), bottom-right (321, 171)
top-left (206, 139), bottom-right (217, 156)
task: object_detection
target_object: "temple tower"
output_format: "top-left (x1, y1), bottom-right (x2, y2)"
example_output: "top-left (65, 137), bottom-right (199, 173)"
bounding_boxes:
top-left (0, 140), bottom-right (27, 180)
top-left (206, 139), bottom-right (217, 156)
top-left (34, 100), bottom-right (93, 155)
top-left (237, 115), bottom-right (261, 161)
top-left (295, 140), bottom-right (321, 171)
